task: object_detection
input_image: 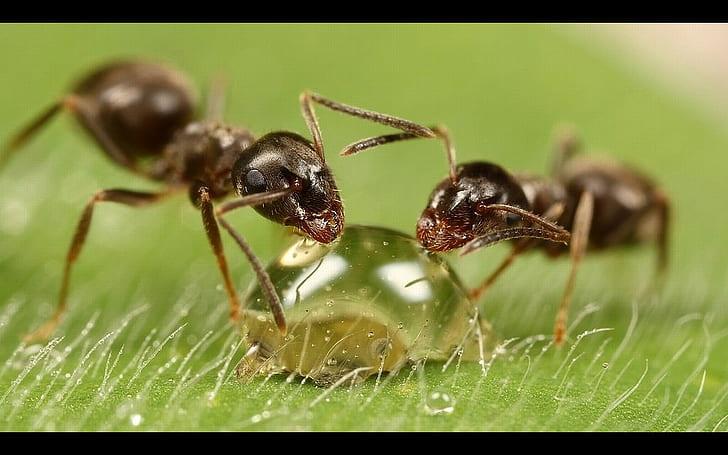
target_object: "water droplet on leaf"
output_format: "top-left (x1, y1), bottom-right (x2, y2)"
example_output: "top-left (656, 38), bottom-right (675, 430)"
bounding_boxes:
top-left (130, 414), bottom-right (143, 426)
top-left (424, 390), bottom-right (456, 416)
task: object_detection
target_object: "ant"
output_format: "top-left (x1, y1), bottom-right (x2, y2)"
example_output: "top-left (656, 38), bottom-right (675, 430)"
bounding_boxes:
top-left (1, 60), bottom-right (433, 343)
top-left (338, 118), bottom-right (670, 346)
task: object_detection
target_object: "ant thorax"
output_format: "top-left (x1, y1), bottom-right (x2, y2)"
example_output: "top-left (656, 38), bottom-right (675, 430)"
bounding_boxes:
top-left (238, 225), bottom-right (494, 386)
top-left (155, 121), bottom-right (255, 200)
top-left (514, 173), bottom-right (568, 219)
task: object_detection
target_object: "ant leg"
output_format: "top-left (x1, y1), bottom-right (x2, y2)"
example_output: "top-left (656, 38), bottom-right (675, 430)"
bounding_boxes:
top-left (216, 190), bottom-right (292, 335)
top-left (469, 241), bottom-right (530, 302)
top-left (432, 125), bottom-right (458, 184)
top-left (303, 91), bottom-right (436, 137)
top-left (1, 95), bottom-right (139, 173)
top-left (204, 73), bottom-right (228, 122)
top-left (653, 189), bottom-right (671, 283)
top-left (339, 131), bottom-right (422, 156)
top-left (195, 185), bottom-right (242, 325)
top-left (341, 124), bottom-right (459, 184)
top-left (299, 91), bottom-right (436, 161)
top-left (468, 202), bottom-right (565, 302)
top-left (0, 101), bottom-right (62, 170)
top-left (24, 188), bottom-right (173, 343)
top-left (298, 91), bottom-right (325, 160)
top-left (550, 124), bottom-right (582, 178)
top-left (554, 191), bottom-right (594, 346)
top-left (655, 190), bottom-right (670, 275)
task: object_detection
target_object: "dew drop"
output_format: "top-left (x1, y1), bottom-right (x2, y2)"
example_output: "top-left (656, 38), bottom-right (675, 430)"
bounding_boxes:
top-left (130, 414), bottom-right (143, 426)
top-left (367, 331), bottom-right (374, 338)
top-left (256, 315), bottom-right (267, 322)
top-left (424, 390), bottom-right (456, 416)
top-left (397, 322), bottom-right (404, 329)
top-left (602, 362), bottom-right (609, 369)
top-left (326, 358), bottom-right (338, 366)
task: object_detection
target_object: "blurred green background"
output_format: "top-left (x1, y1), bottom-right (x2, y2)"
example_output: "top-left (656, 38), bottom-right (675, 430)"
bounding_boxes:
top-left (0, 24), bottom-right (726, 431)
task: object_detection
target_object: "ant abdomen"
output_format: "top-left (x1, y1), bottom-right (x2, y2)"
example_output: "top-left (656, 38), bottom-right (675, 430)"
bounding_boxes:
top-left (558, 158), bottom-right (660, 249)
top-left (72, 61), bottom-right (197, 157)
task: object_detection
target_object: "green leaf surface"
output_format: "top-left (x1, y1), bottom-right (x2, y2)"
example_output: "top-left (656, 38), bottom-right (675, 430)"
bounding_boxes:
top-left (0, 24), bottom-right (726, 431)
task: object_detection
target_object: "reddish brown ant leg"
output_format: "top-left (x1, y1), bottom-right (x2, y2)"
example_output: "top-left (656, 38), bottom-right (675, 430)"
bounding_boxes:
top-left (299, 91), bottom-right (326, 161)
top-left (641, 189), bottom-right (671, 299)
top-left (1, 95), bottom-right (139, 173)
top-left (195, 185), bottom-right (242, 324)
top-left (469, 241), bottom-right (530, 302)
top-left (204, 73), bottom-right (228, 122)
top-left (339, 123), bottom-right (457, 183)
top-left (300, 90), bottom-right (436, 162)
top-left (24, 188), bottom-right (173, 343)
top-left (0, 102), bottom-right (62, 170)
top-left (305, 91), bottom-right (435, 138)
top-left (469, 203), bottom-right (565, 302)
top-left (654, 189), bottom-right (671, 280)
top-left (554, 191), bottom-right (594, 346)
top-left (550, 124), bottom-right (582, 178)
top-left (339, 131), bottom-right (422, 157)
top-left (215, 190), bottom-right (293, 335)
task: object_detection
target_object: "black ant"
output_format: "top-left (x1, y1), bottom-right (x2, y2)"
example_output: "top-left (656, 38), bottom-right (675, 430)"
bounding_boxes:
top-left (338, 118), bottom-right (670, 346)
top-left (1, 60), bottom-right (433, 342)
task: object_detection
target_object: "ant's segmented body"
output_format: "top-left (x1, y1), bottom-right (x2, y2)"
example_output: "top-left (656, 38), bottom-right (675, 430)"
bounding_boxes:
top-left (340, 119), bottom-right (670, 346)
top-left (1, 60), bottom-right (433, 342)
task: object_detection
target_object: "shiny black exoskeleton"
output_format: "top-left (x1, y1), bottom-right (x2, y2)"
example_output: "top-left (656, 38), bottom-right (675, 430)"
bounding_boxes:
top-left (2, 60), bottom-right (428, 341)
top-left (339, 117), bottom-right (670, 346)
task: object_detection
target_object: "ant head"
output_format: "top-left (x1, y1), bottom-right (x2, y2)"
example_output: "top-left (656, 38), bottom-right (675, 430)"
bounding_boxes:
top-left (232, 131), bottom-right (343, 243)
top-left (417, 162), bottom-right (567, 252)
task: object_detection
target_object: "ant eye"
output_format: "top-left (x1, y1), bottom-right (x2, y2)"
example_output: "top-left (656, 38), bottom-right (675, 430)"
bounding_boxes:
top-left (505, 213), bottom-right (521, 226)
top-left (244, 169), bottom-right (267, 194)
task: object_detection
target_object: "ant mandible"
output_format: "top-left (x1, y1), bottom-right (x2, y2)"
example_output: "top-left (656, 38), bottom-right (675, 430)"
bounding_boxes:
top-left (338, 118), bottom-right (670, 346)
top-left (1, 60), bottom-right (433, 342)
